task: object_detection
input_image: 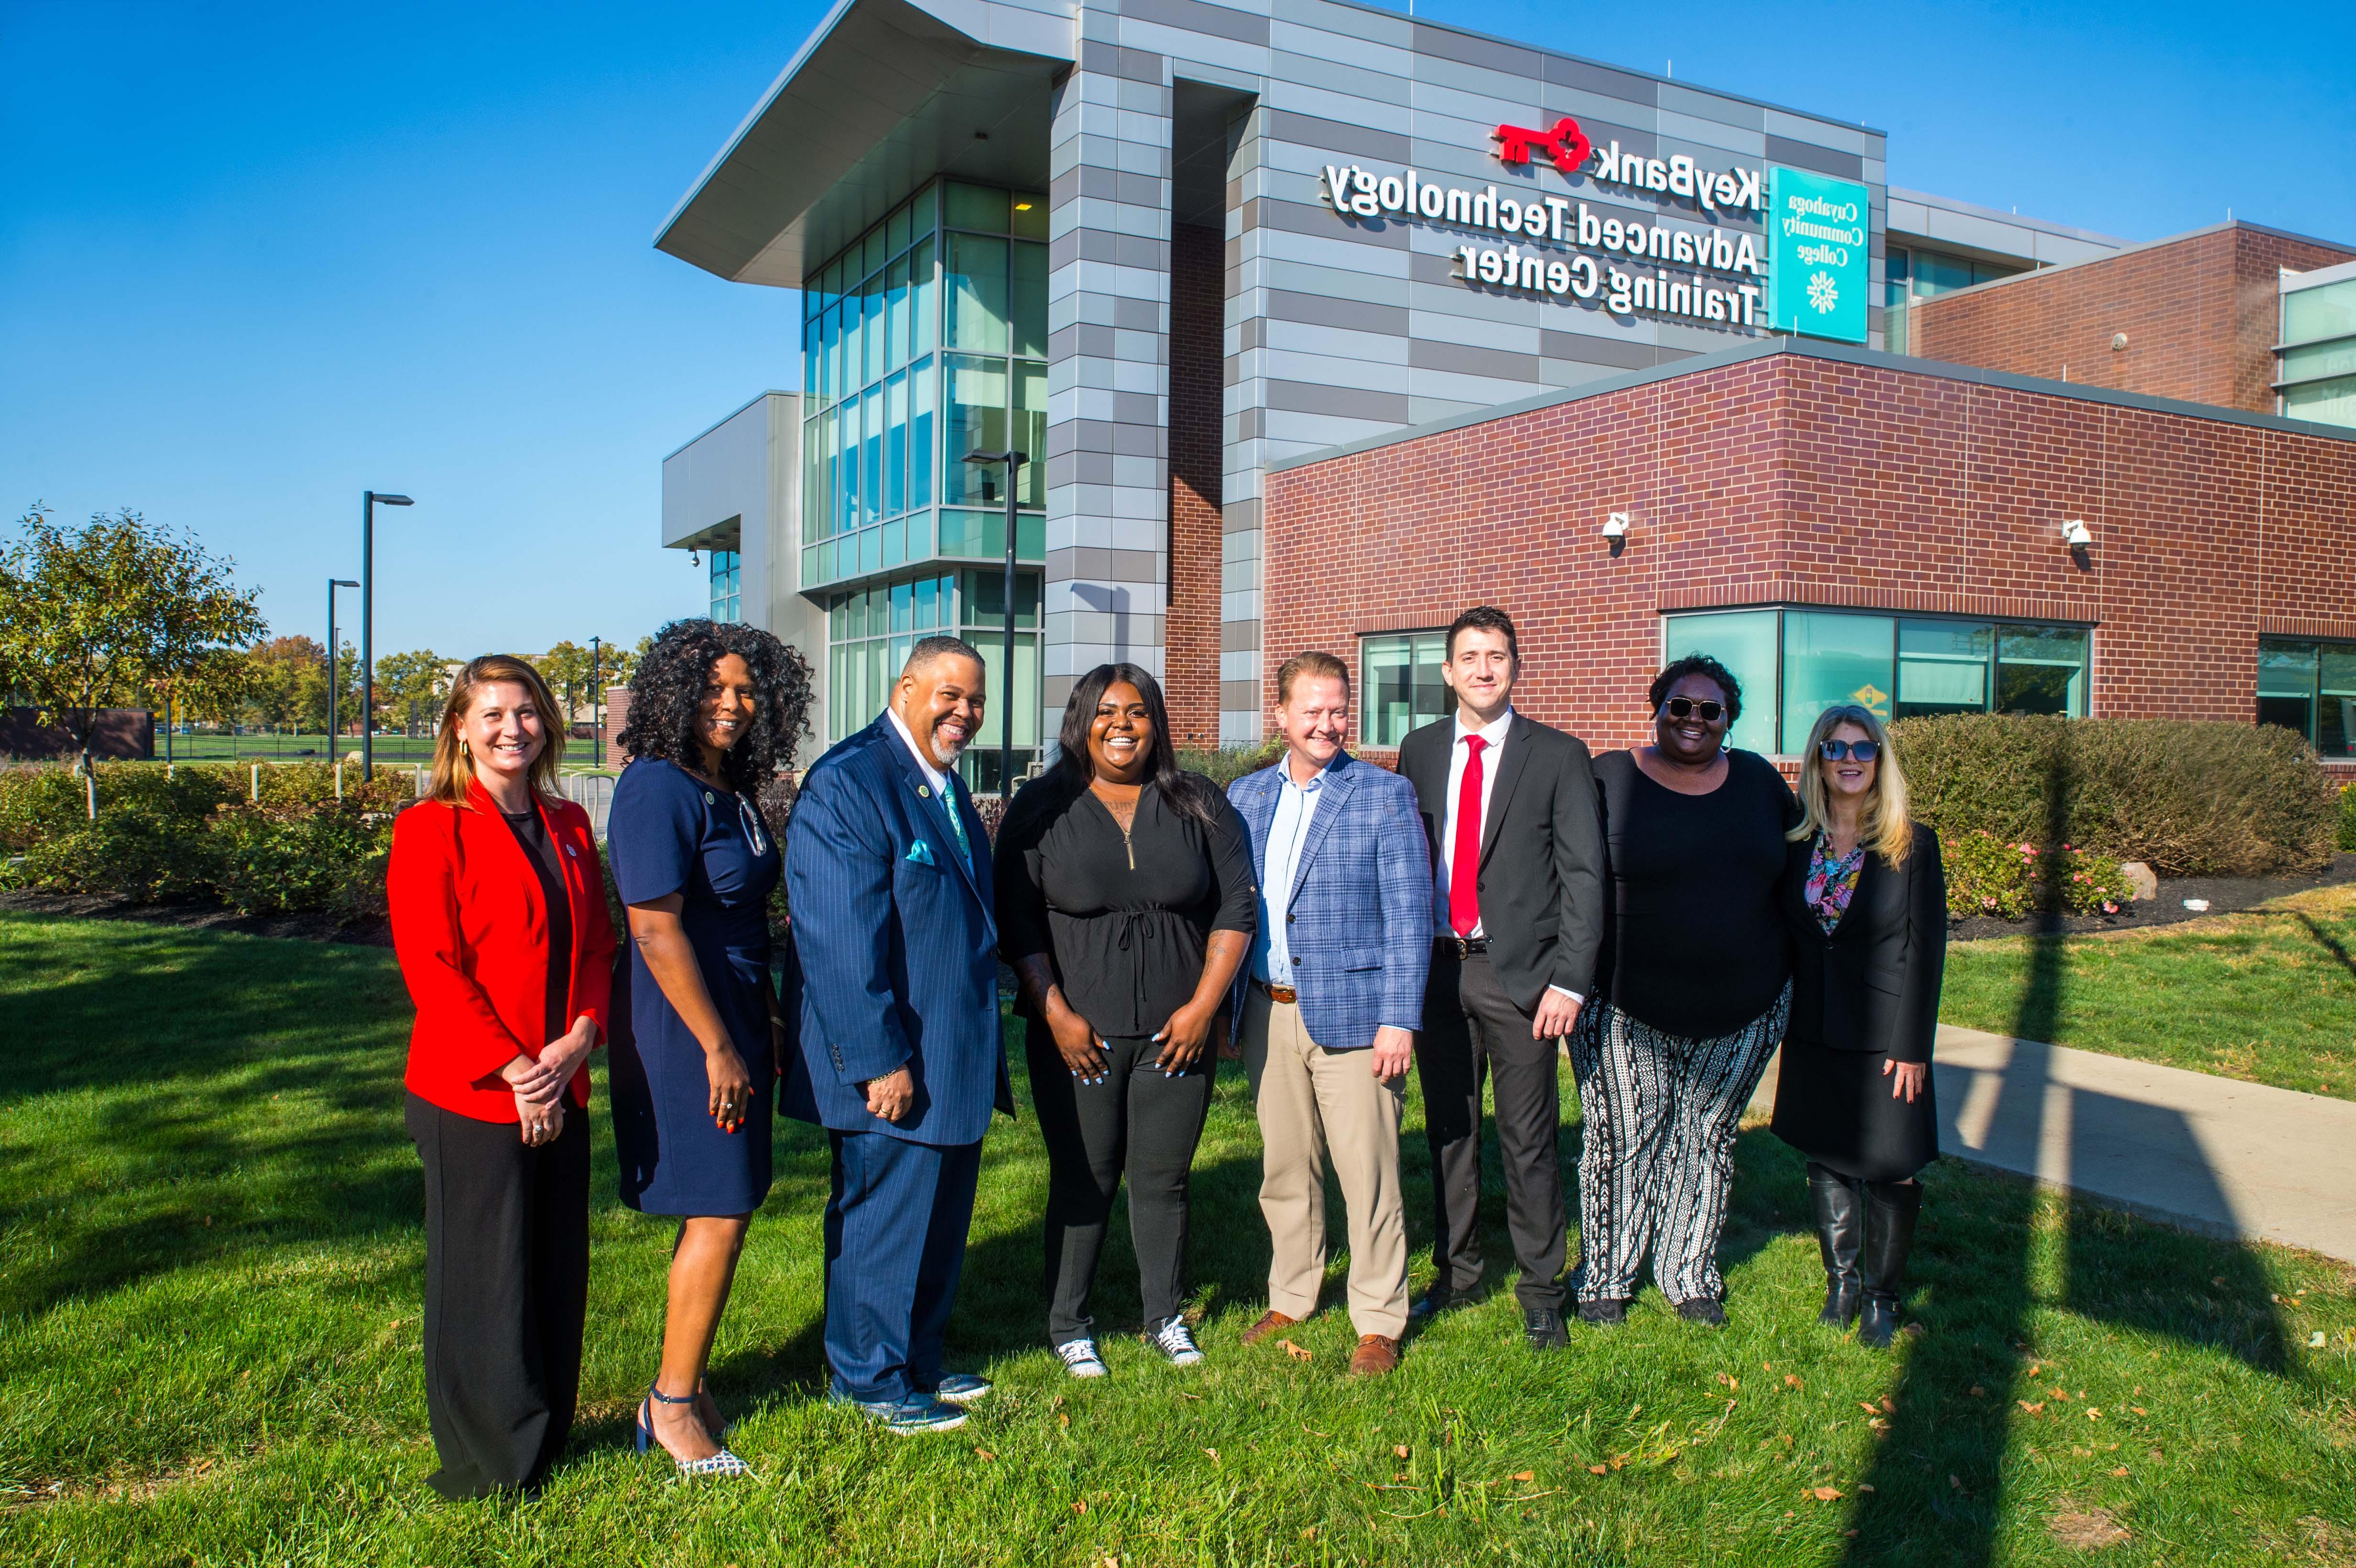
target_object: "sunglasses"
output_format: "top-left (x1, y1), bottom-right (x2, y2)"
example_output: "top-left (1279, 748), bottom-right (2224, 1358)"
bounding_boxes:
top-left (1660, 697), bottom-right (1726, 722)
top-left (1820, 740), bottom-right (1880, 762)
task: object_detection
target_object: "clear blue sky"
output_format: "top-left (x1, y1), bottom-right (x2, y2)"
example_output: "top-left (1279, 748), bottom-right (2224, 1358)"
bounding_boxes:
top-left (5, 0), bottom-right (2349, 662)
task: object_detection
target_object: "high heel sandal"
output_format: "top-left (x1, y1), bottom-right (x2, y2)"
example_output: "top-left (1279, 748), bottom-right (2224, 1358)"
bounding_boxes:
top-left (636, 1383), bottom-right (752, 1477)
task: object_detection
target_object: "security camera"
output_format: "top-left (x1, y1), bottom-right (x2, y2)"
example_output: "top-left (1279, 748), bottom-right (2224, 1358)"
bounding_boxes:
top-left (1602, 512), bottom-right (1630, 538)
top-left (2062, 520), bottom-right (2093, 547)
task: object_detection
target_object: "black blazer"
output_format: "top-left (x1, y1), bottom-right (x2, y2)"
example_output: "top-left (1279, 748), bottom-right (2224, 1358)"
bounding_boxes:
top-left (1780, 821), bottom-right (1947, 1063)
top-left (1398, 711), bottom-right (1606, 1013)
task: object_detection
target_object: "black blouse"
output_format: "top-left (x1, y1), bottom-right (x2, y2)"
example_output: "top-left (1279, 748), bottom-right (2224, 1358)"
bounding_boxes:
top-left (995, 775), bottom-right (1258, 1039)
top-left (1592, 748), bottom-right (1798, 1040)
top-left (502, 804), bottom-right (573, 1047)
top-left (1779, 823), bottom-right (1948, 1063)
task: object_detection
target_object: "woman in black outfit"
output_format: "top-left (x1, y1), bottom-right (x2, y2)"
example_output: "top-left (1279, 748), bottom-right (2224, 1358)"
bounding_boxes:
top-left (1571, 655), bottom-right (1796, 1327)
top-left (1772, 704), bottom-right (1946, 1348)
top-left (996, 664), bottom-right (1256, 1377)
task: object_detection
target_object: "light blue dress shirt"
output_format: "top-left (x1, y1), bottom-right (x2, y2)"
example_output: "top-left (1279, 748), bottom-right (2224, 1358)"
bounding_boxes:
top-left (1250, 759), bottom-right (1329, 985)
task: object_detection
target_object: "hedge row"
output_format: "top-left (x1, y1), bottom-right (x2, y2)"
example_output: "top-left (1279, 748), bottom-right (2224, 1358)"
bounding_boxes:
top-left (2342, 784), bottom-right (2356, 853)
top-left (1890, 715), bottom-right (2337, 877)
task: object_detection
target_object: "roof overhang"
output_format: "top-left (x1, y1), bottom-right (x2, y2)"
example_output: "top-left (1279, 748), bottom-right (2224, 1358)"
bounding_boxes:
top-left (655, 0), bottom-right (1070, 290)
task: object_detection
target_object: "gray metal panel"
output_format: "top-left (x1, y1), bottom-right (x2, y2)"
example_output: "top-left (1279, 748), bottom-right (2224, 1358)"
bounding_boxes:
top-left (1763, 134), bottom-right (1865, 180)
top-left (1264, 286), bottom-right (1412, 336)
top-left (1264, 377), bottom-right (1411, 422)
top-left (1264, 107), bottom-right (1410, 162)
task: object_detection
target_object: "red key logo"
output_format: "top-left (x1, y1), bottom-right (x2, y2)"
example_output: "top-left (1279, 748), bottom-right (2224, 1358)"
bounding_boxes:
top-left (1491, 116), bottom-right (1593, 178)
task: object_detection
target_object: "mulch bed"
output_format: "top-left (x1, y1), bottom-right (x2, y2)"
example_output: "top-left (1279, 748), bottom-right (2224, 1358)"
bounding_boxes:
top-left (0, 890), bottom-right (392, 947)
top-left (1948, 852), bottom-right (2356, 942)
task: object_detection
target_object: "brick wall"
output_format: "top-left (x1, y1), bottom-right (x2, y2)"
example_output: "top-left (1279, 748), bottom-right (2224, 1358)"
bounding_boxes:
top-left (1165, 221), bottom-right (1225, 750)
top-left (1260, 349), bottom-right (2356, 757)
top-left (602, 686), bottom-right (631, 770)
top-left (1911, 224), bottom-right (2355, 414)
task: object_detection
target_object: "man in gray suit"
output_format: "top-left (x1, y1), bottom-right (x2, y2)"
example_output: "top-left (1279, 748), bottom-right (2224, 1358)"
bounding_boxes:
top-left (1397, 606), bottom-right (1604, 1350)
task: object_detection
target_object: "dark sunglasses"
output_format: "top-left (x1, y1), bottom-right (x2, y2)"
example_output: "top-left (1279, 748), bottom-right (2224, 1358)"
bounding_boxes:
top-left (1660, 697), bottom-right (1726, 722)
top-left (1820, 740), bottom-right (1880, 762)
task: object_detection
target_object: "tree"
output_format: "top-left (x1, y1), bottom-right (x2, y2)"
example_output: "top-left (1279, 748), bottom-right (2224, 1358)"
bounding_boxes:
top-left (0, 506), bottom-right (266, 769)
top-left (244, 635), bottom-right (323, 731)
top-left (373, 649), bottom-right (447, 736)
top-left (535, 641), bottom-right (595, 725)
top-left (294, 640), bottom-right (361, 736)
top-left (535, 639), bottom-right (640, 728)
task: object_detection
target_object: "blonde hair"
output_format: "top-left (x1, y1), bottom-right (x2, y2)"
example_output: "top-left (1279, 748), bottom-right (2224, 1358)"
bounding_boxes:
top-left (1789, 704), bottom-right (1913, 866)
top-left (426, 654), bottom-right (567, 808)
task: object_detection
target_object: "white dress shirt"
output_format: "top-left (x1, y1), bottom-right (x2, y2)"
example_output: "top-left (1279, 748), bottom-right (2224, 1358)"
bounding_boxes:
top-left (886, 708), bottom-right (967, 864)
top-left (1249, 756), bottom-right (1330, 986)
top-left (1432, 706), bottom-right (1579, 1002)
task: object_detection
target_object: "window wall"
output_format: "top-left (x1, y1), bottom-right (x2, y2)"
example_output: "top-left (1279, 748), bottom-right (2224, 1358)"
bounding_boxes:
top-left (1360, 632), bottom-right (1451, 747)
top-left (708, 550), bottom-right (741, 624)
top-left (1662, 607), bottom-right (2092, 753)
top-left (2279, 273), bottom-right (2356, 430)
top-left (1882, 246), bottom-right (2029, 357)
top-left (823, 568), bottom-right (1044, 790)
top-left (2258, 639), bottom-right (2356, 757)
top-left (800, 179), bottom-right (1049, 590)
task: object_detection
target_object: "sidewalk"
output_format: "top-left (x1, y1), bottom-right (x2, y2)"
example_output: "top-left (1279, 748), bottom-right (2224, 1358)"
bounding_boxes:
top-left (1750, 1024), bottom-right (2356, 1263)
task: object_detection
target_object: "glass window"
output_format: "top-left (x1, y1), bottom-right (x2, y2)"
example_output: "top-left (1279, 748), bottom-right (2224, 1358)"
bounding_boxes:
top-left (1661, 610), bottom-right (1778, 755)
top-left (908, 183), bottom-right (935, 241)
top-left (1359, 632), bottom-right (1450, 748)
top-left (2321, 644), bottom-right (2356, 758)
top-left (838, 392), bottom-right (860, 532)
top-left (1783, 611), bottom-right (1894, 752)
top-left (709, 550), bottom-right (741, 624)
top-left (1015, 362), bottom-right (1047, 506)
top-left (1995, 625), bottom-right (2087, 716)
top-left (908, 237), bottom-right (936, 360)
top-left (908, 356), bottom-right (935, 510)
top-left (803, 414), bottom-right (824, 544)
top-left (886, 201), bottom-right (911, 259)
top-left (885, 255), bottom-right (909, 372)
top-left (2283, 277), bottom-right (2356, 346)
top-left (2258, 639), bottom-right (2318, 745)
top-left (1910, 250), bottom-right (1976, 297)
top-left (1896, 619), bottom-right (1991, 718)
top-left (2281, 338), bottom-right (2356, 386)
top-left (862, 272), bottom-right (886, 388)
top-left (946, 232), bottom-right (1010, 355)
top-left (803, 316), bottom-right (822, 401)
top-left (858, 385), bottom-right (882, 528)
top-left (946, 182), bottom-right (1008, 233)
top-left (2285, 374), bottom-right (2356, 429)
top-left (861, 227), bottom-right (884, 279)
top-left (818, 303), bottom-right (839, 405)
top-left (943, 356), bottom-right (1009, 504)
top-left (1010, 192), bottom-right (1048, 241)
top-left (884, 370), bottom-right (908, 519)
top-left (1012, 240), bottom-right (1048, 360)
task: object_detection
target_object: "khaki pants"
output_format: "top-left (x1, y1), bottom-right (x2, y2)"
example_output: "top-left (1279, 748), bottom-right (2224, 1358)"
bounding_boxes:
top-left (1242, 989), bottom-right (1410, 1339)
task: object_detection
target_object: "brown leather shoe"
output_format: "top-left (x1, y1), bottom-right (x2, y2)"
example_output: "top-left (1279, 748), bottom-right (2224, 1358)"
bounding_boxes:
top-left (1240, 1310), bottom-right (1299, 1347)
top-left (1348, 1334), bottom-right (1401, 1376)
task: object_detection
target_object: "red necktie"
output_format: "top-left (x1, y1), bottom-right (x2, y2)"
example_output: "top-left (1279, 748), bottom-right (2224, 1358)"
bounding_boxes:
top-left (1450, 734), bottom-right (1486, 937)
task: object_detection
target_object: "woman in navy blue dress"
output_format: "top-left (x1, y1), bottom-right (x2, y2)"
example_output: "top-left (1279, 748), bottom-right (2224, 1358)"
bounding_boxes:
top-left (608, 619), bottom-right (813, 1476)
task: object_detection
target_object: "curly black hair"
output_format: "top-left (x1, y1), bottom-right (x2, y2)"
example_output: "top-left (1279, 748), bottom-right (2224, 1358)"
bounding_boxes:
top-left (1649, 653), bottom-right (1742, 721)
top-left (617, 619), bottom-right (815, 792)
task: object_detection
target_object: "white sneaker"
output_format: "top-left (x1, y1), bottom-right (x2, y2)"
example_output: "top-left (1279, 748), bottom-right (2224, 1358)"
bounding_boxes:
top-left (1056, 1337), bottom-right (1108, 1379)
top-left (1150, 1318), bottom-right (1205, 1367)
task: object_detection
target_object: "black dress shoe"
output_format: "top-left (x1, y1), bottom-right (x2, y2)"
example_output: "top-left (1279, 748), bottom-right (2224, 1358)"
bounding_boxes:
top-left (1523, 1306), bottom-right (1569, 1350)
top-left (1675, 1296), bottom-right (1726, 1327)
top-left (1407, 1288), bottom-right (1455, 1322)
top-left (1575, 1297), bottom-right (1629, 1327)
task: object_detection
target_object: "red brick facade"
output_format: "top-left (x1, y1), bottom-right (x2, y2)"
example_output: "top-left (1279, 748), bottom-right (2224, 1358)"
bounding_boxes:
top-left (1911, 224), bottom-right (2354, 414)
top-left (1253, 348), bottom-right (2356, 760)
top-left (1164, 221), bottom-right (1225, 749)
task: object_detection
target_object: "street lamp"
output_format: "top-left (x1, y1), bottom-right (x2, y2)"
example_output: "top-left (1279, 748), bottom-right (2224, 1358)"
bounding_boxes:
top-left (960, 447), bottom-right (1027, 795)
top-left (589, 636), bottom-right (603, 769)
top-left (326, 577), bottom-right (358, 751)
top-left (361, 490), bottom-right (413, 775)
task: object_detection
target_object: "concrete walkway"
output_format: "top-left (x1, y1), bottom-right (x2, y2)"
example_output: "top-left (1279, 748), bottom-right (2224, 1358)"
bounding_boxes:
top-left (1750, 1024), bottom-right (2356, 1263)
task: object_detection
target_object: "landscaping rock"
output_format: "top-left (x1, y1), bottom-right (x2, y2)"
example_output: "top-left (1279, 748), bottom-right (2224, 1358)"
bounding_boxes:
top-left (2119, 860), bottom-right (2159, 901)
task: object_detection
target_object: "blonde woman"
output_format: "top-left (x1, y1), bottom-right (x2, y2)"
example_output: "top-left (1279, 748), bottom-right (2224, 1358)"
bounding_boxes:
top-left (1771, 704), bottom-right (1946, 1349)
top-left (388, 655), bottom-right (616, 1496)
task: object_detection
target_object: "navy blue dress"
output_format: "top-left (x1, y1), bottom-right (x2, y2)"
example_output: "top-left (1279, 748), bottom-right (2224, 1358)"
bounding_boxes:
top-left (607, 759), bottom-right (782, 1216)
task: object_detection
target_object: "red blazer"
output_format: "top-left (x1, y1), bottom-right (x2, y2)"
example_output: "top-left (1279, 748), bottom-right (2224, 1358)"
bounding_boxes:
top-left (389, 781), bottom-right (617, 1122)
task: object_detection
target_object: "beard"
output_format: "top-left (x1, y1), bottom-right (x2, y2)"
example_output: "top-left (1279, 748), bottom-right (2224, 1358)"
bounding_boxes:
top-left (929, 719), bottom-right (971, 766)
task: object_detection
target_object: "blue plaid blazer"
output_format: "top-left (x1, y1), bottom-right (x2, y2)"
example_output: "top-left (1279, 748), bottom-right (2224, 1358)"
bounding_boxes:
top-left (1227, 752), bottom-right (1431, 1051)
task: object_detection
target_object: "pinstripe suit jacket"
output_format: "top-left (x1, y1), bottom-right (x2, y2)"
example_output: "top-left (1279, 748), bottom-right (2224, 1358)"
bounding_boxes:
top-left (780, 715), bottom-right (1013, 1147)
top-left (1227, 752), bottom-right (1432, 1051)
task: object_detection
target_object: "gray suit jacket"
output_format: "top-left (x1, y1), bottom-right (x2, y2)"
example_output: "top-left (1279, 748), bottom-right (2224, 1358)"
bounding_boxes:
top-left (1398, 711), bottom-right (1605, 1014)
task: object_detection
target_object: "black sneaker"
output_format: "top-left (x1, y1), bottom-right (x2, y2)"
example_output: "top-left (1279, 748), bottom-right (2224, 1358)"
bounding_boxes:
top-left (1675, 1296), bottom-right (1727, 1327)
top-left (1576, 1297), bottom-right (1630, 1328)
top-left (1523, 1306), bottom-right (1569, 1350)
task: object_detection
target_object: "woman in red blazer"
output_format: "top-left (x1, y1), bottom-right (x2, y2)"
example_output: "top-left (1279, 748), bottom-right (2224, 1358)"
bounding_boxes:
top-left (388, 653), bottom-right (616, 1499)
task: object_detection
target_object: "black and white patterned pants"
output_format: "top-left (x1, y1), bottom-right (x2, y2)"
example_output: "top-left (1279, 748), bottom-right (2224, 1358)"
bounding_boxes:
top-left (1567, 984), bottom-right (1789, 1306)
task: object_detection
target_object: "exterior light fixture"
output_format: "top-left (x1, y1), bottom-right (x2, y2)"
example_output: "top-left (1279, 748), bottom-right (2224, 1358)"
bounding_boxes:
top-left (2062, 520), bottom-right (2093, 547)
top-left (360, 491), bottom-right (414, 775)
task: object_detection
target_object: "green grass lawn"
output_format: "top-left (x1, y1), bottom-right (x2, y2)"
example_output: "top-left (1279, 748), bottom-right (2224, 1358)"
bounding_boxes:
top-left (3, 913), bottom-right (2353, 1566)
top-left (1942, 884), bottom-right (2356, 1100)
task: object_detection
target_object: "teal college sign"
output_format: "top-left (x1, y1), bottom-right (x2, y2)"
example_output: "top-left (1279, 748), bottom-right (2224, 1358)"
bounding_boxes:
top-left (1767, 167), bottom-right (1871, 344)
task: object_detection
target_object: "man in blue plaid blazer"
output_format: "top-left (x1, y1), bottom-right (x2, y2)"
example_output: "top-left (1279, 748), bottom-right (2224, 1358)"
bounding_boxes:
top-left (1226, 651), bottom-right (1431, 1376)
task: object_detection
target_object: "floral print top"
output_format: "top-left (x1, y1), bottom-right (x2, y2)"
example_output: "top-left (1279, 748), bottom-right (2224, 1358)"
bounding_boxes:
top-left (1805, 832), bottom-right (1867, 935)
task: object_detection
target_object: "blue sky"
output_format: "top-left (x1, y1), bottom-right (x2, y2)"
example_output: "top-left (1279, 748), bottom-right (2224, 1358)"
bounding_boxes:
top-left (5, 0), bottom-right (2349, 660)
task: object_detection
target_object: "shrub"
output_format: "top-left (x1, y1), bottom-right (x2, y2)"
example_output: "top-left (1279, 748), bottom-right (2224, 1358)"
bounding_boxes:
top-left (0, 763), bottom-right (237, 851)
top-left (1176, 742), bottom-right (1285, 788)
top-left (206, 803), bottom-right (393, 916)
top-left (1939, 829), bottom-right (2135, 920)
top-left (1893, 715), bottom-right (2336, 877)
top-left (0, 804), bottom-right (215, 901)
top-left (2341, 784), bottom-right (2356, 853)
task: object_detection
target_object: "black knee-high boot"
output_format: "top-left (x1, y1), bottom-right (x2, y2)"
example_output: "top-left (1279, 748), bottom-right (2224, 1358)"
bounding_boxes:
top-left (1807, 1163), bottom-right (1863, 1328)
top-left (1857, 1179), bottom-right (1922, 1350)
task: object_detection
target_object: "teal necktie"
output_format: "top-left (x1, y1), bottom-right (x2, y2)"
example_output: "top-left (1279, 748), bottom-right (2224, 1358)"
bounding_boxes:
top-left (941, 776), bottom-right (973, 869)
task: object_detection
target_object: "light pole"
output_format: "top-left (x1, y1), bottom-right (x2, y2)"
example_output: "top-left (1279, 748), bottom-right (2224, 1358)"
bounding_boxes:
top-left (589, 636), bottom-right (603, 769)
top-left (960, 447), bottom-right (1027, 795)
top-left (326, 577), bottom-right (358, 750)
top-left (361, 491), bottom-right (413, 775)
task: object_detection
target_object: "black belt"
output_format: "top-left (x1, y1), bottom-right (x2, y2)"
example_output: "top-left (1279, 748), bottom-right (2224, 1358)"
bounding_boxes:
top-left (1437, 936), bottom-right (1490, 958)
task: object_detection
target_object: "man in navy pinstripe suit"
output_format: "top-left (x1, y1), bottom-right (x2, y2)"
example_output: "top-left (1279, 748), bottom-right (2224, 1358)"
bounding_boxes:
top-left (1226, 651), bottom-right (1432, 1377)
top-left (782, 636), bottom-right (1015, 1435)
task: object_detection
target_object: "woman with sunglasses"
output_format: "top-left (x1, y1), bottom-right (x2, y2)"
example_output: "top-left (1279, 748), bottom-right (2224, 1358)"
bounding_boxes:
top-left (1571, 655), bottom-right (1797, 1328)
top-left (1772, 705), bottom-right (1945, 1348)
top-left (607, 619), bottom-right (813, 1475)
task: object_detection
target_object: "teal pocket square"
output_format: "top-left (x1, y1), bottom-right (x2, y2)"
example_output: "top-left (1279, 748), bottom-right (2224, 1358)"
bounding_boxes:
top-left (905, 839), bottom-right (937, 866)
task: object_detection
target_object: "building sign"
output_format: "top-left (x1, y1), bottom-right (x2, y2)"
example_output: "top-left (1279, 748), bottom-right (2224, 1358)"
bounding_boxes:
top-left (1767, 167), bottom-right (1870, 344)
